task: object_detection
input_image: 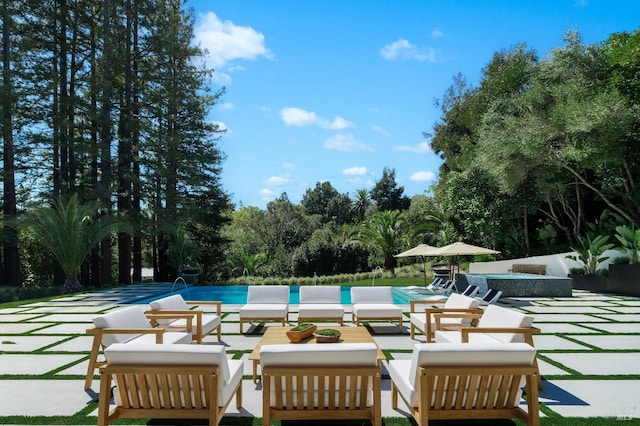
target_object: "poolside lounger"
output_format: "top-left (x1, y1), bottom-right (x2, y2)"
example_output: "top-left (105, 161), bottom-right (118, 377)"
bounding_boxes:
top-left (476, 288), bottom-right (503, 305)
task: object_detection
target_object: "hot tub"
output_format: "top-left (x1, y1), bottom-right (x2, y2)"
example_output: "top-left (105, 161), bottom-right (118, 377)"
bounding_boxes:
top-left (457, 273), bottom-right (573, 297)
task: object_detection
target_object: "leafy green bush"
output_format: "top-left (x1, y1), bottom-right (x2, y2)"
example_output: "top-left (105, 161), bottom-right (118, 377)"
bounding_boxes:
top-left (0, 286), bottom-right (62, 304)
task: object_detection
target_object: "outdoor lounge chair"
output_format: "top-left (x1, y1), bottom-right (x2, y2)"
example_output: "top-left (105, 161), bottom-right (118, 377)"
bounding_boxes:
top-left (147, 294), bottom-right (222, 343)
top-left (409, 293), bottom-right (481, 341)
top-left (476, 288), bottom-right (503, 305)
top-left (239, 285), bottom-right (290, 333)
top-left (415, 279), bottom-right (456, 295)
top-left (260, 343), bottom-right (381, 426)
top-left (351, 286), bottom-right (403, 332)
top-left (97, 343), bottom-right (243, 426)
top-left (387, 342), bottom-right (540, 426)
top-left (297, 285), bottom-right (344, 324)
top-left (460, 284), bottom-right (480, 297)
top-left (85, 305), bottom-right (192, 390)
top-left (434, 304), bottom-right (542, 389)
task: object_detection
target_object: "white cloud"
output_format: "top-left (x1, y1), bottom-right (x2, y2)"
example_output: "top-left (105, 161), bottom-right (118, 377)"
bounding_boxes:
top-left (393, 142), bottom-right (432, 154)
top-left (343, 166), bottom-right (368, 176)
top-left (410, 171), bottom-right (437, 182)
top-left (280, 107), bottom-right (354, 130)
top-left (432, 28), bottom-right (445, 38)
top-left (265, 175), bottom-right (292, 186)
top-left (216, 102), bottom-right (234, 111)
top-left (371, 124), bottom-right (391, 136)
top-left (380, 38), bottom-right (436, 62)
top-left (194, 12), bottom-right (273, 82)
top-left (259, 188), bottom-right (276, 200)
top-left (323, 134), bottom-right (373, 152)
top-left (281, 162), bottom-right (296, 170)
top-left (210, 121), bottom-right (228, 132)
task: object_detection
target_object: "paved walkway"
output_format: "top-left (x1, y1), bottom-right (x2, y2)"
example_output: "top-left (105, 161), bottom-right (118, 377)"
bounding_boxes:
top-left (0, 284), bottom-right (639, 424)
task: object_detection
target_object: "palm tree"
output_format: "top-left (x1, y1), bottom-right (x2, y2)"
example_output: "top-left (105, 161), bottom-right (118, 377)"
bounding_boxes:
top-left (347, 210), bottom-right (407, 275)
top-left (350, 188), bottom-right (371, 223)
top-left (20, 194), bottom-right (127, 293)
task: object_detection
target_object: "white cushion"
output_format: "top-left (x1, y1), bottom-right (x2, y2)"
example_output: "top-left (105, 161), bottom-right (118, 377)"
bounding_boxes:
top-left (128, 331), bottom-right (193, 345)
top-left (260, 343), bottom-right (378, 408)
top-left (350, 286), bottom-right (393, 304)
top-left (260, 342), bottom-right (377, 367)
top-left (92, 306), bottom-right (153, 346)
top-left (149, 294), bottom-right (190, 311)
top-left (239, 303), bottom-right (288, 319)
top-left (105, 343), bottom-right (240, 407)
top-left (299, 286), bottom-right (341, 304)
top-left (246, 285), bottom-right (290, 304)
top-left (444, 293), bottom-right (479, 310)
top-left (389, 343), bottom-right (536, 407)
top-left (149, 294), bottom-right (191, 326)
top-left (478, 305), bottom-right (535, 343)
top-left (353, 303), bottom-right (402, 318)
top-left (298, 303), bottom-right (344, 318)
top-left (105, 343), bottom-right (231, 384)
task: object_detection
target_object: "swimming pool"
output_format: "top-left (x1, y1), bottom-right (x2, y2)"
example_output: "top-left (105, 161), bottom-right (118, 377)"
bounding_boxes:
top-left (131, 285), bottom-right (414, 305)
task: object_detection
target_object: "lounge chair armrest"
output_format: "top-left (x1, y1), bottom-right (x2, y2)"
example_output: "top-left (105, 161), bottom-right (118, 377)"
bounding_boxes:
top-left (461, 326), bottom-right (541, 343)
top-left (186, 300), bottom-right (222, 314)
top-left (145, 311), bottom-right (196, 332)
top-left (86, 327), bottom-right (166, 343)
top-left (410, 299), bottom-right (445, 312)
top-left (433, 311), bottom-right (483, 329)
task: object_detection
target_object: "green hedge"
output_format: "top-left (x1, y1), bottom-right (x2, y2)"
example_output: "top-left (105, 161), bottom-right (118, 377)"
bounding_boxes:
top-left (0, 286), bottom-right (62, 304)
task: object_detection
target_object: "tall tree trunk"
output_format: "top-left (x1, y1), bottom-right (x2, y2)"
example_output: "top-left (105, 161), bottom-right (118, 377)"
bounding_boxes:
top-left (99, 0), bottom-right (113, 287)
top-left (2, 0), bottom-right (19, 286)
top-left (131, 1), bottom-right (142, 283)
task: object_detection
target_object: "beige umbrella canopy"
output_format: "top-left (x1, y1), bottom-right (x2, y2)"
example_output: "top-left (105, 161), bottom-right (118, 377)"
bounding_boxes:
top-left (395, 244), bottom-right (439, 287)
top-left (431, 241), bottom-right (500, 279)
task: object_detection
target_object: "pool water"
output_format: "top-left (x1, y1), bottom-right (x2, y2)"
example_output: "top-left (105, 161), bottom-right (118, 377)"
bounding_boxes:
top-left (132, 285), bottom-right (413, 305)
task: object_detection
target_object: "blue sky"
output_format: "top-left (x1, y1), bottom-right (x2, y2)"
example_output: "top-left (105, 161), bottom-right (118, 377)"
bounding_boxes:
top-left (186, 0), bottom-right (640, 209)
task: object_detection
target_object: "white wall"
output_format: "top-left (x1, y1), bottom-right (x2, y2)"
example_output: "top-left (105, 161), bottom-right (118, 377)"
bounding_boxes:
top-left (468, 250), bottom-right (624, 277)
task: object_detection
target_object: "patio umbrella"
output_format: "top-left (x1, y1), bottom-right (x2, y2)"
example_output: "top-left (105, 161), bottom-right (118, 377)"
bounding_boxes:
top-left (431, 241), bottom-right (500, 279)
top-left (395, 244), bottom-right (439, 287)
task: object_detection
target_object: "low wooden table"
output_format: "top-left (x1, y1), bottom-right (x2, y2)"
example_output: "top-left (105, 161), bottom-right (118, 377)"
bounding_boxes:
top-left (248, 326), bottom-right (385, 382)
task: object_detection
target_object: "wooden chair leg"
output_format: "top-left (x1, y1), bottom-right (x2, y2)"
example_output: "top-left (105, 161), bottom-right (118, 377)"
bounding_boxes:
top-left (84, 335), bottom-right (102, 389)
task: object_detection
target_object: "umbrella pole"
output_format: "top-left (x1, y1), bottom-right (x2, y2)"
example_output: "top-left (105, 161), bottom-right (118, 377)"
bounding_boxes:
top-left (422, 257), bottom-right (427, 288)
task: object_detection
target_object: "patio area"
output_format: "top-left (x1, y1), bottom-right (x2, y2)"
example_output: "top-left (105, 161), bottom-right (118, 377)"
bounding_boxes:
top-left (0, 283), bottom-right (639, 424)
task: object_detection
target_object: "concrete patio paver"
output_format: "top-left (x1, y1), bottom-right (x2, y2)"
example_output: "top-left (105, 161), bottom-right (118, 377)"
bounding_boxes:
top-left (0, 285), bottom-right (639, 423)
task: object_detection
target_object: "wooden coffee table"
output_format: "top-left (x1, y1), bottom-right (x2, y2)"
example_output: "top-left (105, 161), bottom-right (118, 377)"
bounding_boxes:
top-left (248, 326), bottom-right (385, 382)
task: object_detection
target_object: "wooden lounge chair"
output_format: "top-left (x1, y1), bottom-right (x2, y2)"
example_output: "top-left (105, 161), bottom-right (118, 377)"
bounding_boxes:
top-left (434, 303), bottom-right (542, 389)
top-left (260, 343), bottom-right (381, 426)
top-left (97, 343), bottom-right (243, 426)
top-left (351, 286), bottom-right (403, 332)
top-left (146, 294), bottom-right (222, 343)
top-left (239, 285), bottom-right (290, 333)
top-left (388, 342), bottom-right (540, 426)
top-left (297, 285), bottom-right (345, 325)
top-left (409, 293), bottom-right (482, 341)
top-left (85, 305), bottom-right (192, 390)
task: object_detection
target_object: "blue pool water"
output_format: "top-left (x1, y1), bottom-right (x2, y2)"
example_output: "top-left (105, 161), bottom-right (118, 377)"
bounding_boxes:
top-left (132, 285), bottom-right (413, 305)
